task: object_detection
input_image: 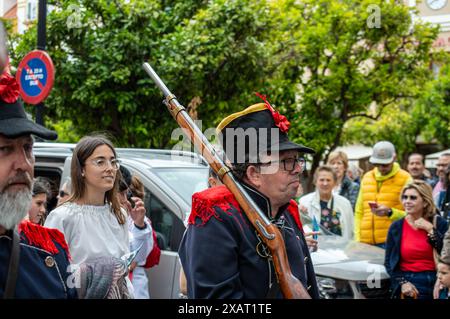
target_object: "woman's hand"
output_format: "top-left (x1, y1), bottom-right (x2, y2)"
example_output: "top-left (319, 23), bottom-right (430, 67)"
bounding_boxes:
top-left (299, 205), bottom-right (308, 215)
top-left (304, 231), bottom-right (319, 252)
top-left (414, 217), bottom-right (433, 233)
top-left (401, 281), bottom-right (419, 298)
top-left (128, 197), bottom-right (146, 228)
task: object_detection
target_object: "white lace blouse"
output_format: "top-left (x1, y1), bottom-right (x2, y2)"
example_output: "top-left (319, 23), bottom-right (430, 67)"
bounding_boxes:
top-left (45, 202), bottom-right (130, 265)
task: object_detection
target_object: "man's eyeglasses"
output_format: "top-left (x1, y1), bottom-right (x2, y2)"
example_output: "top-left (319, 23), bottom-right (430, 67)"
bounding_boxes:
top-left (260, 157), bottom-right (306, 172)
top-left (89, 158), bottom-right (121, 170)
top-left (401, 195), bottom-right (418, 201)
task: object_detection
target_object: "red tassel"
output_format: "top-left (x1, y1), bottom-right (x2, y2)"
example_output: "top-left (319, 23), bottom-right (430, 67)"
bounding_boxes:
top-left (286, 200), bottom-right (304, 233)
top-left (254, 92), bottom-right (291, 133)
top-left (189, 185), bottom-right (241, 226)
top-left (18, 220), bottom-right (71, 260)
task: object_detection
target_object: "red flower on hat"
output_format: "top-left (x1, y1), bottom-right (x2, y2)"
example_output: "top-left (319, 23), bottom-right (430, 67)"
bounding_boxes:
top-left (0, 72), bottom-right (20, 103)
top-left (255, 92), bottom-right (290, 133)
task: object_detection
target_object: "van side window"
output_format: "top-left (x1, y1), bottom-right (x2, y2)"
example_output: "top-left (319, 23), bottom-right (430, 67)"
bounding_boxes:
top-left (142, 187), bottom-right (184, 252)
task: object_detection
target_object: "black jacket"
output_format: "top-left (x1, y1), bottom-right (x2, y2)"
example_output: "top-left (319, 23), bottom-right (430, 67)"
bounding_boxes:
top-left (179, 184), bottom-right (319, 299)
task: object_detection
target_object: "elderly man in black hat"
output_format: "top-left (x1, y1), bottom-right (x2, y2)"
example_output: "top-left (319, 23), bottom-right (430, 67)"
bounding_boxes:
top-left (0, 69), bottom-right (76, 298)
top-left (179, 96), bottom-right (319, 299)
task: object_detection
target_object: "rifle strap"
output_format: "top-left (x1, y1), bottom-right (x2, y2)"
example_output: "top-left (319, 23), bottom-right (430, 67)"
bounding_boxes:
top-left (4, 228), bottom-right (20, 299)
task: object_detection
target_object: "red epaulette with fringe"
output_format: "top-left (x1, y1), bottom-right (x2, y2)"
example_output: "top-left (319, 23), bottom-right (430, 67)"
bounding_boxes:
top-left (18, 220), bottom-right (71, 260)
top-left (286, 200), bottom-right (304, 233)
top-left (189, 185), bottom-right (241, 226)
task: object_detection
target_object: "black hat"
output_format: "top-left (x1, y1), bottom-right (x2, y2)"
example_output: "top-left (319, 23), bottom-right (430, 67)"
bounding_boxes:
top-left (119, 165), bottom-right (132, 192)
top-left (216, 99), bottom-right (314, 164)
top-left (0, 73), bottom-right (57, 140)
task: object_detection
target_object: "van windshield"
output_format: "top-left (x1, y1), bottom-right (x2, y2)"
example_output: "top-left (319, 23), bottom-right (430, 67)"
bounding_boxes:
top-left (153, 167), bottom-right (209, 204)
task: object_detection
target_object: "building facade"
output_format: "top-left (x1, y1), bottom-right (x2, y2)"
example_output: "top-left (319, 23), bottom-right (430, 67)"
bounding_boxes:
top-left (409, 0), bottom-right (450, 51)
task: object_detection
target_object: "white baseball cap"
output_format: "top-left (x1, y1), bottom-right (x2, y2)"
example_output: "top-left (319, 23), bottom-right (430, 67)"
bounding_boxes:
top-left (369, 141), bottom-right (396, 165)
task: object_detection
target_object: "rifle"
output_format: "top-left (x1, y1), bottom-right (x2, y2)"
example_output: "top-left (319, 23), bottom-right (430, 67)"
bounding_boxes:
top-left (143, 63), bottom-right (311, 299)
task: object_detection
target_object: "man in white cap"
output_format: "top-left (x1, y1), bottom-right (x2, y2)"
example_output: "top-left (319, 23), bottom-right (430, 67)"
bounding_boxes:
top-left (354, 141), bottom-right (412, 248)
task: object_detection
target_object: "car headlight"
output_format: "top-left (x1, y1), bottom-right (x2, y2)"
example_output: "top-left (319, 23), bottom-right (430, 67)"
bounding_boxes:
top-left (316, 276), bottom-right (353, 299)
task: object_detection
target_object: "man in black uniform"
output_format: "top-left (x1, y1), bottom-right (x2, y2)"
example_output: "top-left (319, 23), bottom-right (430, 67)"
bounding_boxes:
top-left (179, 97), bottom-right (319, 298)
top-left (0, 69), bottom-right (76, 298)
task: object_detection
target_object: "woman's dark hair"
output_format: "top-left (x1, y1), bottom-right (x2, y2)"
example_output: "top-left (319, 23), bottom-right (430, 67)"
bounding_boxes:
top-left (69, 135), bottom-right (125, 225)
top-left (32, 177), bottom-right (51, 198)
top-left (119, 165), bottom-right (132, 193)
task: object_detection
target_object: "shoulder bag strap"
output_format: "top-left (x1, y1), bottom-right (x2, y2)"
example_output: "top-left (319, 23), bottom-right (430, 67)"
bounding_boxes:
top-left (4, 228), bottom-right (20, 299)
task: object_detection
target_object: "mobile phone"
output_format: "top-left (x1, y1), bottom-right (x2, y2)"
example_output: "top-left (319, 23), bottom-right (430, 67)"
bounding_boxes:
top-left (368, 202), bottom-right (378, 210)
top-left (127, 190), bottom-right (135, 209)
top-left (312, 216), bottom-right (319, 240)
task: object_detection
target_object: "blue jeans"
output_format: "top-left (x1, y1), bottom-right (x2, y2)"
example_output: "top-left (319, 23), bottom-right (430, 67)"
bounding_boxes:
top-left (402, 271), bottom-right (436, 300)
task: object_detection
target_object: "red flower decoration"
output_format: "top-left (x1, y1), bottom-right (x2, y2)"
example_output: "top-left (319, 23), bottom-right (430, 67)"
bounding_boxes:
top-left (255, 92), bottom-right (290, 133)
top-left (0, 72), bottom-right (20, 103)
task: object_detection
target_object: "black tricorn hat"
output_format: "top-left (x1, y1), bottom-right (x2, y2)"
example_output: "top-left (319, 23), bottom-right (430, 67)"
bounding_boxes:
top-left (0, 73), bottom-right (57, 140)
top-left (216, 102), bottom-right (314, 164)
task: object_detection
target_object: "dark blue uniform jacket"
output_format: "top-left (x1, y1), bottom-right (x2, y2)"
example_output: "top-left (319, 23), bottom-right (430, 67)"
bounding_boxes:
top-left (179, 184), bottom-right (319, 299)
top-left (0, 221), bottom-right (77, 298)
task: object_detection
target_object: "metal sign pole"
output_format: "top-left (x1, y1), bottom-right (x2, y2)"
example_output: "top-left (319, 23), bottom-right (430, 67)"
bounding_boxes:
top-left (36, 0), bottom-right (47, 126)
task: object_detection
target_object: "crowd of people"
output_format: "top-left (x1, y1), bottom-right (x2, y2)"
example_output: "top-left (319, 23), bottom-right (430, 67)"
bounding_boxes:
top-left (1, 29), bottom-right (450, 299)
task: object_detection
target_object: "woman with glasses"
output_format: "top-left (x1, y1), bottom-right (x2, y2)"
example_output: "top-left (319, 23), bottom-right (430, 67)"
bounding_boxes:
top-left (299, 165), bottom-right (354, 240)
top-left (385, 180), bottom-right (448, 299)
top-left (45, 135), bottom-right (134, 298)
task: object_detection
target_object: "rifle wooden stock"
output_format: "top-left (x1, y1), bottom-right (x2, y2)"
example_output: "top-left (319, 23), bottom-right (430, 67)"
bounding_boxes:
top-left (143, 63), bottom-right (311, 299)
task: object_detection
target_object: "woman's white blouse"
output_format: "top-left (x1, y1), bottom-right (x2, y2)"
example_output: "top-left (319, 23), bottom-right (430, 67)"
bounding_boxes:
top-left (45, 202), bottom-right (129, 265)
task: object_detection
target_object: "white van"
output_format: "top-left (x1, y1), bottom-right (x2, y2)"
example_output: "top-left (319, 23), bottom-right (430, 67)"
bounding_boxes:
top-left (33, 143), bottom-right (390, 299)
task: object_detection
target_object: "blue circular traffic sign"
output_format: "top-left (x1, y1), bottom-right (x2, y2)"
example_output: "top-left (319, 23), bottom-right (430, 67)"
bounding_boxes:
top-left (16, 50), bottom-right (55, 105)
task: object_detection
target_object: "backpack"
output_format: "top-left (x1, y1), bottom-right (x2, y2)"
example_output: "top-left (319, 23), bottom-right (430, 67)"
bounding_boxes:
top-left (143, 228), bottom-right (161, 268)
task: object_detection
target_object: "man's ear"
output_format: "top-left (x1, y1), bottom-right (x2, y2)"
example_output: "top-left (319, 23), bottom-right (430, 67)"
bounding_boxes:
top-left (245, 165), bottom-right (261, 188)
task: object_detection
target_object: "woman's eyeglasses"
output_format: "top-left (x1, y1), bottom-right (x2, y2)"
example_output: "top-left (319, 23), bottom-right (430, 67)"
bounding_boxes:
top-left (401, 195), bottom-right (418, 201)
top-left (89, 158), bottom-right (121, 170)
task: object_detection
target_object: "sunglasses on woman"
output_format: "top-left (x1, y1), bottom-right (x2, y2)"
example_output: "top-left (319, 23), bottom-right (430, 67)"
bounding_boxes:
top-left (59, 190), bottom-right (69, 197)
top-left (401, 195), bottom-right (418, 201)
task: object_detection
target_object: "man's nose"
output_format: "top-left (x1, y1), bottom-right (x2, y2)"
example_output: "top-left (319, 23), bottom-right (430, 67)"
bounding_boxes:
top-left (292, 161), bottom-right (302, 174)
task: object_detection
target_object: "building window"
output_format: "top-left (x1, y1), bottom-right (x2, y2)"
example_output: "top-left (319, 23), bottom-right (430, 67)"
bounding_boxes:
top-left (27, 1), bottom-right (38, 21)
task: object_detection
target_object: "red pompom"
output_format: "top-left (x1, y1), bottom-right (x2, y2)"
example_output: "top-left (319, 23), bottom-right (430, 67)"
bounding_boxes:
top-left (255, 92), bottom-right (291, 133)
top-left (0, 72), bottom-right (20, 103)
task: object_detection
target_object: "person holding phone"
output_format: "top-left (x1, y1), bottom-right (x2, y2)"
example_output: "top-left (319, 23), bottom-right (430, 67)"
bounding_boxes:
top-left (117, 165), bottom-right (153, 299)
top-left (45, 135), bottom-right (149, 298)
top-left (354, 141), bottom-right (412, 248)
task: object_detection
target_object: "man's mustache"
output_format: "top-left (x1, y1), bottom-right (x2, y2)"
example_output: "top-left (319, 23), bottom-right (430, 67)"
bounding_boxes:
top-left (6, 172), bottom-right (33, 190)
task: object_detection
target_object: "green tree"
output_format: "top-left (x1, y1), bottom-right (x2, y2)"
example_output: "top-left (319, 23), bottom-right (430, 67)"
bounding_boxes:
top-left (416, 64), bottom-right (450, 148)
top-left (342, 62), bottom-right (450, 163)
top-left (12, 0), bottom-right (275, 147)
top-left (265, 0), bottom-right (438, 187)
